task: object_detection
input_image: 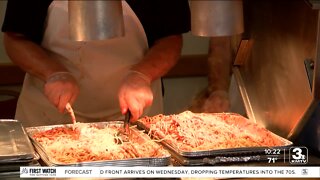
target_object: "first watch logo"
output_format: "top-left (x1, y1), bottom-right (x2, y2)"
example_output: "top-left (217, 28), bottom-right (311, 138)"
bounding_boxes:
top-left (20, 168), bottom-right (29, 175)
top-left (289, 146), bottom-right (308, 164)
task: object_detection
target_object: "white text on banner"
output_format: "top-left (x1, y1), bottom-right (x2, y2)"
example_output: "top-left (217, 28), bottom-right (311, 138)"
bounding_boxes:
top-left (20, 166), bottom-right (320, 178)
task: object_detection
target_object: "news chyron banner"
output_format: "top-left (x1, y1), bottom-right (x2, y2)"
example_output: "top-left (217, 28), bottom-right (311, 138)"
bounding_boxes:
top-left (20, 146), bottom-right (319, 178)
top-left (19, 166), bottom-right (320, 178)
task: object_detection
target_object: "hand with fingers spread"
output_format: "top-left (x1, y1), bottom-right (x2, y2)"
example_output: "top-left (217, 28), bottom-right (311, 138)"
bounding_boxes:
top-left (44, 72), bottom-right (80, 113)
top-left (118, 70), bottom-right (153, 121)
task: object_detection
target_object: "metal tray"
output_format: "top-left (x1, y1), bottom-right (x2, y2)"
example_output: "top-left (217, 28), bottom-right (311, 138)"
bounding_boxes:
top-left (0, 152), bottom-right (40, 164)
top-left (26, 121), bottom-right (171, 166)
top-left (136, 112), bottom-right (293, 157)
top-left (0, 160), bottom-right (40, 178)
top-left (173, 154), bottom-right (266, 166)
top-left (168, 146), bottom-right (289, 166)
top-left (0, 160), bottom-right (40, 173)
top-left (0, 119), bottom-right (36, 161)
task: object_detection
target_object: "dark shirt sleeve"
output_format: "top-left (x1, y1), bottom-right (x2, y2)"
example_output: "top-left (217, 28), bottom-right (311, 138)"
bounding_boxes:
top-left (1, 0), bottom-right (52, 44)
top-left (3, 0), bottom-right (190, 46)
top-left (126, 0), bottom-right (191, 47)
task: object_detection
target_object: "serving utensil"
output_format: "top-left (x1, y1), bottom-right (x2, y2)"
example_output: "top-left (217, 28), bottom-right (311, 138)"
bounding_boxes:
top-left (65, 103), bottom-right (76, 130)
top-left (123, 110), bottom-right (131, 135)
top-left (115, 110), bottom-right (131, 144)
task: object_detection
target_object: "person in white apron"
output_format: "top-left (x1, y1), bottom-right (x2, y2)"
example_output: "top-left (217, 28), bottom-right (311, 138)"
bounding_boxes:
top-left (2, 0), bottom-right (191, 127)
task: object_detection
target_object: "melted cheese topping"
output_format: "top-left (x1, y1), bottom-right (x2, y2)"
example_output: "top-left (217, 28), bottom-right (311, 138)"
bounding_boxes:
top-left (32, 124), bottom-right (167, 164)
top-left (140, 111), bottom-right (284, 151)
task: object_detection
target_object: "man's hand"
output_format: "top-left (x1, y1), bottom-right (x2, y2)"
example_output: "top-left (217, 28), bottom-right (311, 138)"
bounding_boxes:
top-left (118, 71), bottom-right (153, 121)
top-left (203, 90), bottom-right (230, 113)
top-left (44, 72), bottom-right (79, 113)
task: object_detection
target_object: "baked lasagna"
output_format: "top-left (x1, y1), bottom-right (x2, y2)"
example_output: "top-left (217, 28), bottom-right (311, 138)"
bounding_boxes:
top-left (138, 111), bottom-right (285, 151)
top-left (31, 123), bottom-right (167, 164)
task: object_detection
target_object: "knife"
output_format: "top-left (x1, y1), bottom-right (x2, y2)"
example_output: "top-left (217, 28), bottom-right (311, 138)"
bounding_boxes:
top-left (124, 110), bottom-right (131, 135)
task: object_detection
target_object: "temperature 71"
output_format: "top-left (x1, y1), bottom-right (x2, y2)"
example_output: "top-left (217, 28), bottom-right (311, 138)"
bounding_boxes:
top-left (267, 157), bottom-right (278, 163)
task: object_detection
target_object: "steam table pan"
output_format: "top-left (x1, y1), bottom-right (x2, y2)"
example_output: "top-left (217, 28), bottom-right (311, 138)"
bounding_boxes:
top-left (135, 112), bottom-right (293, 159)
top-left (0, 119), bottom-right (36, 162)
top-left (26, 121), bottom-right (171, 167)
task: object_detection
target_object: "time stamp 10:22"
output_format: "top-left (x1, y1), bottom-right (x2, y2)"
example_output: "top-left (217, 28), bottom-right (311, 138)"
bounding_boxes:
top-left (263, 147), bottom-right (308, 164)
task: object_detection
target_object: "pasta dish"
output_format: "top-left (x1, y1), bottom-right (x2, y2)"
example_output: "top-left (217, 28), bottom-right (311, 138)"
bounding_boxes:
top-left (138, 111), bottom-right (285, 151)
top-left (31, 123), bottom-right (167, 164)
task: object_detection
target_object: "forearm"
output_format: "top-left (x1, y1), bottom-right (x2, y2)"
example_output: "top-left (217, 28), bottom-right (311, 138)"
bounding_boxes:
top-left (207, 36), bottom-right (233, 92)
top-left (131, 35), bottom-right (183, 81)
top-left (3, 32), bottom-right (68, 82)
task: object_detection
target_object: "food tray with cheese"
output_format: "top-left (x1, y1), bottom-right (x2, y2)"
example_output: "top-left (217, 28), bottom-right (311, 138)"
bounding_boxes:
top-left (26, 121), bottom-right (171, 166)
top-left (135, 111), bottom-right (292, 157)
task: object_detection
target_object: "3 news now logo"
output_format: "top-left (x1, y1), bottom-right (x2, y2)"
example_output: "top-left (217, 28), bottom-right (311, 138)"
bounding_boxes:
top-left (289, 146), bottom-right (308, 164)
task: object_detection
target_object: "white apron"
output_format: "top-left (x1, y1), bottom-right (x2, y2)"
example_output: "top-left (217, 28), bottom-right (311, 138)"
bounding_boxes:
top-left (15, 0), bottom-right (163, 127)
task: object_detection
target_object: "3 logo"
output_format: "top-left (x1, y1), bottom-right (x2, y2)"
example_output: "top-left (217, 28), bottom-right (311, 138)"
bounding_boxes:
top-left (289, 147), bottom-right (308, 164)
